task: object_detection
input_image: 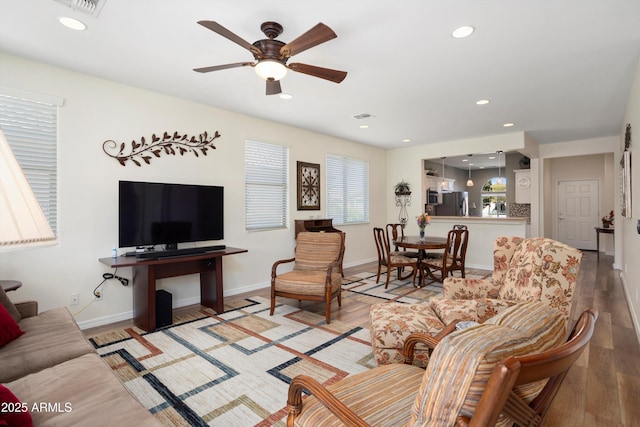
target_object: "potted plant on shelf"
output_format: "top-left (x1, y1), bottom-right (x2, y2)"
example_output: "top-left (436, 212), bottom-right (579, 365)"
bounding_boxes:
top-left (601, 210), bottom-right (614, 228)
top-left (394, 180), bottom-right (411, 195)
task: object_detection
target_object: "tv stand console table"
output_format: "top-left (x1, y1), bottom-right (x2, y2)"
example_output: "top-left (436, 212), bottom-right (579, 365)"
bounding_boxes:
top-left (99, 247), bottom-right (247, 332)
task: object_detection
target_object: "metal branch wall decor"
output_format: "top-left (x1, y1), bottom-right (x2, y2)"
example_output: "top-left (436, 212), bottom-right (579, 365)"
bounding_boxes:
top-left (103, 130), bottom-right (221, 166)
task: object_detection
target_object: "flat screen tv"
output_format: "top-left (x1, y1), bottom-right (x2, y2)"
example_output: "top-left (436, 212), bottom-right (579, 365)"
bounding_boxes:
top-left (118, 181), bottom-right (224, 249)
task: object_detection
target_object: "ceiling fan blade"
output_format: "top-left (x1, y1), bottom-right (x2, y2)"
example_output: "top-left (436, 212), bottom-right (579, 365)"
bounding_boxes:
top-left (197, 21), bottom-right (261, 55)
top-left (193, 62), bottom-right (254, 73)
top-left (280, 23), bottom-right (337, 58)
top-left (288, 63), bottom-right (347, 83)
top-left (266, 78), bottom-right (282, 95)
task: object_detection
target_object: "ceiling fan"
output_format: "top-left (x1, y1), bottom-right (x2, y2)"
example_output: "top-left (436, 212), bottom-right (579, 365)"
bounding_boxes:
top-left (194, 21), bottom-right (347, 95)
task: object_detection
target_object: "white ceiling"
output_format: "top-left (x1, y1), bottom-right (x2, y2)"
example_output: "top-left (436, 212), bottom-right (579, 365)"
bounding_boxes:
top-left (1, 0), bottom-right (640, 150)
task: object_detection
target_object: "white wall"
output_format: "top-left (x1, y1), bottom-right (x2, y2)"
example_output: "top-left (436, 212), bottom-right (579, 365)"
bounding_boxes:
top-left (621, 56), bottom-right (640, 340)
top-left (0, 53), bottom-right (386, 328)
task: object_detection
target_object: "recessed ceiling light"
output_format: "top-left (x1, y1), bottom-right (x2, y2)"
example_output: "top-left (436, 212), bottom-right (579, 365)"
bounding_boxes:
top-left (452, 26), bottom-right (474, 38)
top-left (359, 124), bottom-right (369, 129)
top-left (402, 139), bottom-right (411, 143)
top-left (279, 93), bottom-right (292, 100)
top-left (488, 156), bottom-right (496, 160)
top-left (59, 16), bottom-right (87, 31)
top-left (462, 159), bottom-right (469, 162)
top-left (503, 122), bottom-right (515, 127)
top-left (476, 99), bottom-right (490, 105)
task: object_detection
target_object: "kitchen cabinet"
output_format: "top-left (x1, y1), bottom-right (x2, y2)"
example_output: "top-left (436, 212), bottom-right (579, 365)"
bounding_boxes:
top-left (425, 176), bottom-right (454, 192)
top-left (441, 178), bottom-right (455, 193)
top-left (423, 174), bottom-right (455, 206)
top-left (514, 169), bottom-right (531, 203)
top-left (425, 175), bottom-right (439, 191)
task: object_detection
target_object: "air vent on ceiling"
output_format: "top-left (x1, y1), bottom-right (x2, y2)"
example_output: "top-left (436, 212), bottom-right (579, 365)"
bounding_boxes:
top-left (352, 113), bottom-right (374, 120)
top-left (53, 0), bottom-right (105, 16)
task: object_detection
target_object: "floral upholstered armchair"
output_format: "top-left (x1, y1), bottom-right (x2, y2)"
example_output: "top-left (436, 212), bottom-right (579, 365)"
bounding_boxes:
top-left (369, 236), bottom-right (583, 368)
top-left (429, 236), bottom-right (582, 326)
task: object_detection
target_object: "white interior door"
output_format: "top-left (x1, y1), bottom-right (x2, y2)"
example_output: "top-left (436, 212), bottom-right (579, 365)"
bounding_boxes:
top-left (557, 180), bottom-right (599, 250)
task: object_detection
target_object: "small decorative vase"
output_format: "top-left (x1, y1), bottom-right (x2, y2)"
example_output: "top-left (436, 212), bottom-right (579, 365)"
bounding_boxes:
top-left (419, 228), bottom-right (425, 238)
top-left (603, 222), bottom-right (610, 229)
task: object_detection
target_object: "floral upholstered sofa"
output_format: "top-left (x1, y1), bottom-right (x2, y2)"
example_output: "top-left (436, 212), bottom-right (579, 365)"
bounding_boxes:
top-left (369, 236), bottom-right (583, 368)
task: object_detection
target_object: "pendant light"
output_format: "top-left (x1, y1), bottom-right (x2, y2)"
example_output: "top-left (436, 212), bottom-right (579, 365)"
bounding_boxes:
top-left (441, 157), bottom-right (447, 189)
top-left (466, 154), bottom-right (474, 186)
top-left (496, 151), bottom-right (504, 185)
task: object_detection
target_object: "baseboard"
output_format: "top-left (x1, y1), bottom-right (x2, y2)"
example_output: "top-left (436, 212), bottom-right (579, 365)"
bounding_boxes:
top-left (76, 257), bottom-right (453, 330)
top-left (76, 281), bottom-right (272, 330)
top-left (76, 310), bottom-right (134, 330)
top-left (619, 271), bottom-right (640, 346)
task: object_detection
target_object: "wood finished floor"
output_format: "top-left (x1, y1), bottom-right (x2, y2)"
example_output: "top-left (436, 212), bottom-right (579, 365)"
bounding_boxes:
top-left (84, 251), bottom-right (639, 426)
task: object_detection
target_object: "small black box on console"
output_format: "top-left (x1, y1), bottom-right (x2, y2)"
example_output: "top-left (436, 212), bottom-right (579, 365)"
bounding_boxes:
top-left (156, 289), bottom-right (173, 328)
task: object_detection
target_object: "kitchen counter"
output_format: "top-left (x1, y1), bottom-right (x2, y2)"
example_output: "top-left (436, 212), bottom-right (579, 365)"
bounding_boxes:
top-left (430, 216), bottom-right (527, 223)
top-left (417, 216), bottom-right (528, 269)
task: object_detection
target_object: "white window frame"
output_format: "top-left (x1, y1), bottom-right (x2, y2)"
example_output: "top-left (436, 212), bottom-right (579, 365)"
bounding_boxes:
top-left (326, 154), bottom-right (369, 225)
top-left (0, 87), bottom-right (62, 235)
top-left (244, 140), bottom-right (289, 231)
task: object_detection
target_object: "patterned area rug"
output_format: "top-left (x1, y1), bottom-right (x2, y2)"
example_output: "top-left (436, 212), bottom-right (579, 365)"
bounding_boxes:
top-left (89, 296), bottom-right (376, 427)
top-left (89, 269), bottom-right (492, 426)
top-left (341, 268), bottom-right (492, 305)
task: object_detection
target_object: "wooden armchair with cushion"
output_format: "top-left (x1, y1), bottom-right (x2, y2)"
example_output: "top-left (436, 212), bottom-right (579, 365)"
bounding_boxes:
top-left (369, 236), bottom-right (582, 368)
top-left (286, 301), bottom-right (597, 427)
top-left (271, 231), bottom-right (344, 324)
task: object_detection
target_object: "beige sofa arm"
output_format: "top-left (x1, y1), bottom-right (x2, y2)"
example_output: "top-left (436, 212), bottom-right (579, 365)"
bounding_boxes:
top-left (15, 301), bottom-right (38, 318)
top-left (442, 277), bottom-right (500, 299)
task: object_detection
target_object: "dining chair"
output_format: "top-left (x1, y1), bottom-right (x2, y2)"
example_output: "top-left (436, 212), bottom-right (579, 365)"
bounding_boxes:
top-left (385, 223), bottom-right (419, 258)
top-left (422, 226), bottom-right (468, 282)
top-left (373, 227), bottom-right (418, 288)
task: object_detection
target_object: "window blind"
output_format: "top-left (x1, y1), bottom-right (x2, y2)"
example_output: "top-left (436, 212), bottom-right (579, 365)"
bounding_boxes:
top-left (0, 91), bottom-right (59, 234)
top-left (326, 154), bottom-right (369, 225)
top-left (245, 140), bottom-right (289, 230)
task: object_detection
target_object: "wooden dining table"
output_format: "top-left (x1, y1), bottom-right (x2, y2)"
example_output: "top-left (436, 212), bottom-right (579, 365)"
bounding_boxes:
top-left (394, 235), bottom-right (448, 286)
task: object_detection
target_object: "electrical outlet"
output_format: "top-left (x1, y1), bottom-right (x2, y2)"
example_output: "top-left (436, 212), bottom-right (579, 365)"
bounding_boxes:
top-left (70, 293), bottom-right (79, 306)
top-left (94, 286), bottom-right (103, 300)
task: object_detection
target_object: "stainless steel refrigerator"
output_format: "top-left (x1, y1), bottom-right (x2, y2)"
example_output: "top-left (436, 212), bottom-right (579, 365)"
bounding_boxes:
top-left (436, 191), bottom-right (469, 216)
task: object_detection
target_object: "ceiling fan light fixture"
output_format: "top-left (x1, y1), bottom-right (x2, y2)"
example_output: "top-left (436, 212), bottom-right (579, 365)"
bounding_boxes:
top-left (255, 60), bottom-right (287, 81)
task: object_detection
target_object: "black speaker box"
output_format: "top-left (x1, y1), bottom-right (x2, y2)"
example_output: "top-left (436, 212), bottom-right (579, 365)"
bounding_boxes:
top-left (156, 289), bottom-right (173, 328)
